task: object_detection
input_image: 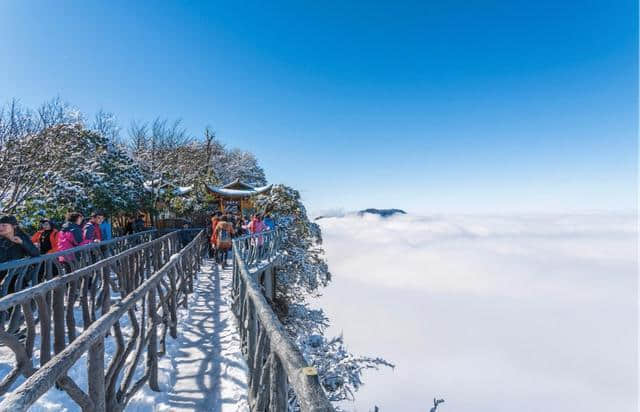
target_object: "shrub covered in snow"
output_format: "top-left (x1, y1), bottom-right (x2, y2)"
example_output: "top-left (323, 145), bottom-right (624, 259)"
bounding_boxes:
top-left (255, 185), bottom-right (393, 405)
top-left (0, 100), bottom-right (144, 224)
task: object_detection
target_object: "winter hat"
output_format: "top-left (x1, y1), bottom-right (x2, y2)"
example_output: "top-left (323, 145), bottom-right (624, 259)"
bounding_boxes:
top-left (0, 215), bottom-right (18, 225)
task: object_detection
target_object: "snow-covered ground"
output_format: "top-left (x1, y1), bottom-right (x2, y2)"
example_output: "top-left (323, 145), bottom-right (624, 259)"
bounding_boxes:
top-left (316, 212), bottom-right (637, 412)
top-left (129, 260), bottom-right (249, 411)
top-left (0, 260), bottom-right (249, 412)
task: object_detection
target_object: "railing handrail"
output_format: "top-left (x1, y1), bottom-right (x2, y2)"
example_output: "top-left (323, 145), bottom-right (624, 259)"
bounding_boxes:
top-left (232, 231), bottom-right (334, 412)
top-left (0, 229), bottom-right (157, 271)
top-left (0, 229), bottom-right (207, 411)
top-left (232, 228), bottom-right (276, 242)
top-left (0, 230), bottom-right (171, 312)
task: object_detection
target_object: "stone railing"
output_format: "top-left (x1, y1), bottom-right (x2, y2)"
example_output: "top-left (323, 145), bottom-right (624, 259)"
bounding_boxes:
top-left (232, 230), bottom-right (334, 412)
top-left (0, 228), bottom-right (207, 411)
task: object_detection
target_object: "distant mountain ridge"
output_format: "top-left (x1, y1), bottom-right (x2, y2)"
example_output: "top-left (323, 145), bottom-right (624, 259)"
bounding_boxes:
top-left (357, 208), bottom-right (407, 217)
top-left (315, 208), bottom-right (406, 221)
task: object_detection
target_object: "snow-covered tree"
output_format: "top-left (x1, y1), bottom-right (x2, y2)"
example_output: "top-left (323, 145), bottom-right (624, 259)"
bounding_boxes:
top-left (212, 148), bottom-right (267, 186)
top-left (0, 105), bottom-right (46, 214)
top-left (0, 99), bottom-right (81, 216)
top-left (92, 109), bottom-right (122, 143)
top-left (254, 185), bottom-right (393, 405)
top-left (18, 124), bottom-right (144, 221)
top-left (255, 185), bottom-right (330, 299)
top-left (129, 120), bottom-right (267, 217)
top-left (37, 96), bottom-right (84, 128)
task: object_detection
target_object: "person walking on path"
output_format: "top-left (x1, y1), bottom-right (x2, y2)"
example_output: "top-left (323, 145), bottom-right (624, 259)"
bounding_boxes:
top-left (210, 212), bottom-right (221, 258)
top-left (214, 215), bottom-right (234, 268)
top-left (31, 219), bottom-right (59, 254)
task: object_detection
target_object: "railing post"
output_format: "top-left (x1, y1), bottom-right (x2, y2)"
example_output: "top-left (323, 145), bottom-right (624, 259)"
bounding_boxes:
top-left (88, 335), bottom-right (106, 412)
top-left (147, 287), bottom-right (160, 391)
top-left (52, 285), bottom-right (66, 355)
top-left (270, 353), bottom-right (287, 412)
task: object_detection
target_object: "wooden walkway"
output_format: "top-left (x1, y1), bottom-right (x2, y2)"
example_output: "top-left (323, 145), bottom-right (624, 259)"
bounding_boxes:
top-left (0, 230), bottom-right (334, 412)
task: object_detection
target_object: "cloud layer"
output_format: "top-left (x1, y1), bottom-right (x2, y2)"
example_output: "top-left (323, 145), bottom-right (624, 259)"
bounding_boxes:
top-left (315, 213), bottom-right (637, 412)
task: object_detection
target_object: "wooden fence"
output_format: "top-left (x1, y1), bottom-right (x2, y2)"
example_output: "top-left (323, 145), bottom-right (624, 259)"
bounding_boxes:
top-left (0, 228), bottom-right (207, 411)
top-left (0, 229), bottom-right (158, 299)
top-left (232, 230), bottom-right (334, 412)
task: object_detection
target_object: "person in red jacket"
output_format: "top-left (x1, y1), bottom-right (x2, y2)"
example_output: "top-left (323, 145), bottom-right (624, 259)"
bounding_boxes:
top-left (214, 216), bottom-right (235, 268)
top-left (81, 212), bottom-right (104, 245)
top-left (210, 212), bottom-right (221, 256)
top-left (31, 219), bottom-right (59, 254)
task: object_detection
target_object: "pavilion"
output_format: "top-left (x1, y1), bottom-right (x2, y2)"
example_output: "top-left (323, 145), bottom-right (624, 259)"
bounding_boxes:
top-left (205, 179), bottom-right (272, 213)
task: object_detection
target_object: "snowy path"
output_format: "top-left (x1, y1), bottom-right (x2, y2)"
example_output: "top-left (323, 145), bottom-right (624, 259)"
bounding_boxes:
top-left (129, 260), bottom-right (249, 412)
top-left (163, 260), bottom-right (249, 411)
top-left (0, 260), bottom-right (249, 412)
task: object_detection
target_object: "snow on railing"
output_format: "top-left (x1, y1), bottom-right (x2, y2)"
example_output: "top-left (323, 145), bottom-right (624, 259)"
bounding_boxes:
top-left (232, 230), bottom-right (335, 412)
top-left (0, 229), bottom-right (158, 299)
top-left (0, 229), bottom-right (207, 411)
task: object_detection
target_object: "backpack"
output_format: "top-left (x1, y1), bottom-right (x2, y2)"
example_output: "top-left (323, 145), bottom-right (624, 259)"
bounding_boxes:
top-left (216, 226), bottom-right (232, 249)
top-left (219, 228), bottom-right (230, 242)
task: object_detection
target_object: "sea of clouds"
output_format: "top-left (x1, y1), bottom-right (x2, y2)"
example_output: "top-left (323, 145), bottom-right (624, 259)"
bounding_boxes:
top-left (315, 212), bottom-right (637, 412)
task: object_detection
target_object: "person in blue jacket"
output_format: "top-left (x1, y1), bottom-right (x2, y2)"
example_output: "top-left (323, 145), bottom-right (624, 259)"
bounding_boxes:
top-left (263, 214), bottom-right (275, 231)
top-left (100, 216), bottom-right (113, 241)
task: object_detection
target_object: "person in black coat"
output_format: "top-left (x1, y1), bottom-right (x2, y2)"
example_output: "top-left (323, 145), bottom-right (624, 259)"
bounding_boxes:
top-left (0, 215), bottom-right (39, 264)
top-left (0, 215), bottom-right (40, 294)
top-left (178, 222), bottom-right (192, 248)
top-left (133, 215), bottom-right (145, 233)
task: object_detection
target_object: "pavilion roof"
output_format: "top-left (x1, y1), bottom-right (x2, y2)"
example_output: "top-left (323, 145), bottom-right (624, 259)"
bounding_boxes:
top-left (222, 179), bottom-right (257, 191)
top-left (206, 180), bottom-right (272, 199)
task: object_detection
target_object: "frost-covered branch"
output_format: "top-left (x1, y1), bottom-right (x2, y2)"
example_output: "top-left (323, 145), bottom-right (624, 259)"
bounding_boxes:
top-left (254, 185), bottom-right (393, 406)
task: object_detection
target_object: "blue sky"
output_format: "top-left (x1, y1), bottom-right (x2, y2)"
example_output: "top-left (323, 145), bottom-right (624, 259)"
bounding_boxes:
top-left (0, 1), bottom-right (636, 214)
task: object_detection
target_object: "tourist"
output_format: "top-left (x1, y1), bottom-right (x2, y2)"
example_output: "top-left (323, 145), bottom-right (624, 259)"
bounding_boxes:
top-left (124, 215), bottom-right (135, 235)
top-left (248, 214), bottom-right (267, 258)
top-left (210, 212), bottom-right (221, 255)
top-left (248, 213), bottom-right (266, 234)
top-left (0, 215), bottom-right (40, 264)
top-left (179, 221), bottom-right (192, 247)
top-left (234, 215), bottom-right (247, 238)
top-left (263, 214), bottom-right (275, 231)
top-left (100, 216), bottom-right (113, 241)
top-left (58, 212), bottom-right (84, 268)
top-left (0, 216), bottom-right (39, 294)
top-left (214, 215), bottom-right (234, 268)
top-left (82, 212), bottom-right (104, 245)
top-left (31, 219), bottom-right (59, 254)
top-left (133, 215), bottom-right (146, 232)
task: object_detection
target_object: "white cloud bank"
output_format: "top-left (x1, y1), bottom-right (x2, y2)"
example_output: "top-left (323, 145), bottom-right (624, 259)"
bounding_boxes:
top-left (315, 213), bottom-right (637, 412)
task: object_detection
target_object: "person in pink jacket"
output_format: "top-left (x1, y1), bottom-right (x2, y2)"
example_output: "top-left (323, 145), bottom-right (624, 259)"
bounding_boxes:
top-left (57, 212), bottom-right (84, 269)
top-left (248, 214), bottom-right (267, 258)
top-left (248, 214), bottom-right (266, 235)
